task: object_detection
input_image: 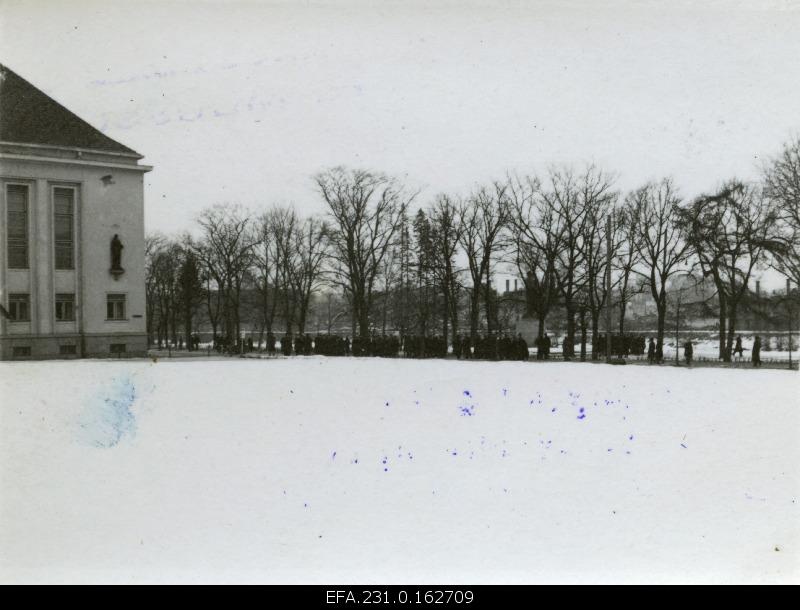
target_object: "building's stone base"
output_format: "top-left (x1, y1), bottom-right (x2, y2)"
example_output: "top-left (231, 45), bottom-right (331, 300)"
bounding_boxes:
top-left (0, 333), bottom-right (148, 360)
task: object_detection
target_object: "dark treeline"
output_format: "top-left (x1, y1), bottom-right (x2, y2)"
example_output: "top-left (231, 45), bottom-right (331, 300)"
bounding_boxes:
top-left (146, 137), bottom-right (800, 362)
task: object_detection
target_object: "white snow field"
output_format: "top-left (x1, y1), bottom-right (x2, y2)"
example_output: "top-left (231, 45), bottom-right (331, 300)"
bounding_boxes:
top-left (1, 357), bottom-right (798, 584)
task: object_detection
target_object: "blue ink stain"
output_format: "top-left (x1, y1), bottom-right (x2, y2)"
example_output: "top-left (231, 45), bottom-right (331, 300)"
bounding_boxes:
top-left (680, 443), bottom-right (688, 449)
top-left (77, 377), bottom-right (137, 448)
top-left (502, 388), bottom-right (507, 396)
top-left (551, 407), bottom-right (557, 413)
top-left (332, 451), bottom-right (337, 460)
top-left (463, 390), bottom-right (471, 397)
top-left (629, 435), bottom-right (634, 441)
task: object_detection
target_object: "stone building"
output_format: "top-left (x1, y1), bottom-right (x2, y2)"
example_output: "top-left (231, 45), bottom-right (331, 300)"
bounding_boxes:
top-left (0, 64), bottom-right (151, 359)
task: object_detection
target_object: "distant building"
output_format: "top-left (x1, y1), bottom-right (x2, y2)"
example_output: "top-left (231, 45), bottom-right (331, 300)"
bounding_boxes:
top-left (0, 64), bottom-right (152, 359)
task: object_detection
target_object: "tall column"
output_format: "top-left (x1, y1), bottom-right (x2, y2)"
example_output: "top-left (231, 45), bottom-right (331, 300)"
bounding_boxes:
top-left (35, 178), bottom-right (52, 335)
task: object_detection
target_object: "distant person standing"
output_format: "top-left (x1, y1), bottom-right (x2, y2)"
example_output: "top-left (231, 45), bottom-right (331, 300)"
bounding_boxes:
top-left (647, 338), bottom-right (656, 364)
top-left (752, 336), bottom-right (762, 368)
top-left (684, 340), bottom-right (693, 366)
top-left (733, 335), bottom-right (744, 359)
top-left (543, 333), bottom-right (551, 360)
top-left (344, 336), bottom-right (351, 356)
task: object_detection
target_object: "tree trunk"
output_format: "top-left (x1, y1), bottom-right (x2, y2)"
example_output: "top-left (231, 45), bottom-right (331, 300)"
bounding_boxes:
top-left (656, 301), bottom-right (666, 363)
top-left (590, 310), bottom-right (600, 361)
top-left (184, 302), bottom-right (193, 351)
top-left (564, 305), bottom-right (576, 360)
top-left (537, 310), bottom-right (546, 340)
top-left (724, 302), bottom-right (737, 363)
top-left (580, 309), bottom-right (588, 361)
top-left (469, 288), bottom-right (480, 339)
top-left (718, 295), bottom-right (727, 361)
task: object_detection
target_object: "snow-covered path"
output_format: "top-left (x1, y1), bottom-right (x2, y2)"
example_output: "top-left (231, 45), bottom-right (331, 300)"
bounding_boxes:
top-left (1, 358), bottom-right (798, 583)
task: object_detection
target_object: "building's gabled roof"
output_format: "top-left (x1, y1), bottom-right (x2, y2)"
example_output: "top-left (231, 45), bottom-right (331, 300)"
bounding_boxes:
top-left (0, 63), bottom-right (140, 157)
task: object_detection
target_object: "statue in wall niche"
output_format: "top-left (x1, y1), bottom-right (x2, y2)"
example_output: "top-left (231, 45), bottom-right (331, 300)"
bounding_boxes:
top-left (110, 234), bottom-right (124, 273)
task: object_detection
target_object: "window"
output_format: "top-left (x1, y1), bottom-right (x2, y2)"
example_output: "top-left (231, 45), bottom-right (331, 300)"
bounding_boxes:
top-left (7, 184), bottom-right (29, 269)
top-left (110, 343), bottom-right (126, 354)
top-left (8, 294), bottom-right (30, 322)
top-left (53, 187), bottom-right (75, 269)
top-left (106, 293), bottom-right (126, 320)
top-left (59, 344), bottom-right (77, 355)
top-left (12, 346), bottom-right (31, 358)
top-left (55, 293), bottom-right (75, 321)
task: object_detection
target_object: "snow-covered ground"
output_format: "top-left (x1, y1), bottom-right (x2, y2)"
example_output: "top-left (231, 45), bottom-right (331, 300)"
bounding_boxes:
top-left (1, 357), bottom-right (798, 584)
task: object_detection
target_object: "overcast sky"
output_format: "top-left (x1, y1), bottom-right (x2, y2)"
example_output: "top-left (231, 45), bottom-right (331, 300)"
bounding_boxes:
top-left (2, 0), bottom-right (799, 238)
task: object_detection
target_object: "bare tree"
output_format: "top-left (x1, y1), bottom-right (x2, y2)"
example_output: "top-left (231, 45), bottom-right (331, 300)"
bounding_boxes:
top-left (459, 182), bottom-right (509, 339)
top-left (429, 194), bottom-right (463, 343)
top-left (506, 173), bottom-right (560, 343)
top-left (177, 241), bottom-right (204, 349)
top-left (145, 233), bottom-right (166, 346)
top-left (316, 167), bottom-right (414, 338)
top-left (542, 167), bottom-right (593, 359)
top-left (635, 178), bottom-right (690, 360)
top-left (577, 170), bottom-right (619, 358)
top-left (252, 209), bottom-right (281, 343)
top-left (411, 208), bottom-right (435, 336)
top-left (290, 215), bottom-right (329, 333)
top-left (614, 193), bottom-right (644, 335)
top-left (192, 204), bottom-right (257, 347)
top-left (680, 180), bottom-right (780, 360)
top-left (764, 136), bottom-right (800, 287)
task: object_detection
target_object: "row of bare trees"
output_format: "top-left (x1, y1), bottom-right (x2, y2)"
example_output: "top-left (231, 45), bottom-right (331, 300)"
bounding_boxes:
top-left (146, 136), bottom-right (800, 361)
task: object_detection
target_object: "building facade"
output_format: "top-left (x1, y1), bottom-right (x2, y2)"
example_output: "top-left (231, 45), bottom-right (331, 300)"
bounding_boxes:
top-left (0, 64), bottom-right (151, 359)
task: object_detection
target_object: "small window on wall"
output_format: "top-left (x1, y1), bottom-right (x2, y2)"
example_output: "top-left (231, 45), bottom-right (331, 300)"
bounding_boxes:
top-left (55, 293), bottom-right (75, 321)
top-left (8, 294), bottom-right (30, 321)
top-left (12, 346), bottom-right (32, 358)
top-left (110, 343), bottom-right (126, 354)
top-left (59, 344), bottom-right (77, 355)
top-left (106, 293), bottom-right (126, 320)
top-left (6, 184), bottom-right (29, 269)
top-left (53, 187), bottom-right (75, 269)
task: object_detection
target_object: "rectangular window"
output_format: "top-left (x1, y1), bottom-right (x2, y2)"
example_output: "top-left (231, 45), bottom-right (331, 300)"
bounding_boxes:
top-left (54, 187), bottom-right (75, 269)
top-left (110, 343), bottom-right (126, 354)
top-left (12, 346), bottom-right (32, 358)
top-left (7, 184), bottom-right (29, 269)
top-left (8, 294), bottom-right (30, 322)
top-left (106, 293), bottom-right (126, 320)
top-left (59, 344), bottom-right (77, 355)
top-left (55, 293), bottom-right (75, 321)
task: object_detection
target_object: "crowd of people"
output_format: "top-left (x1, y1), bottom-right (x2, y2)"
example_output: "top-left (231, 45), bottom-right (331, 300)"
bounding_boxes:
top-left (206, 331), bottom-right (771, 367)
top-left (645, 334), bottom-right (764, 367)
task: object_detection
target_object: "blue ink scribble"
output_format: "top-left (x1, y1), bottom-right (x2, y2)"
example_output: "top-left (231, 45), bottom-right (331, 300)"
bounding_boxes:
top-left (77, 377), bottom-right (137, 448)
